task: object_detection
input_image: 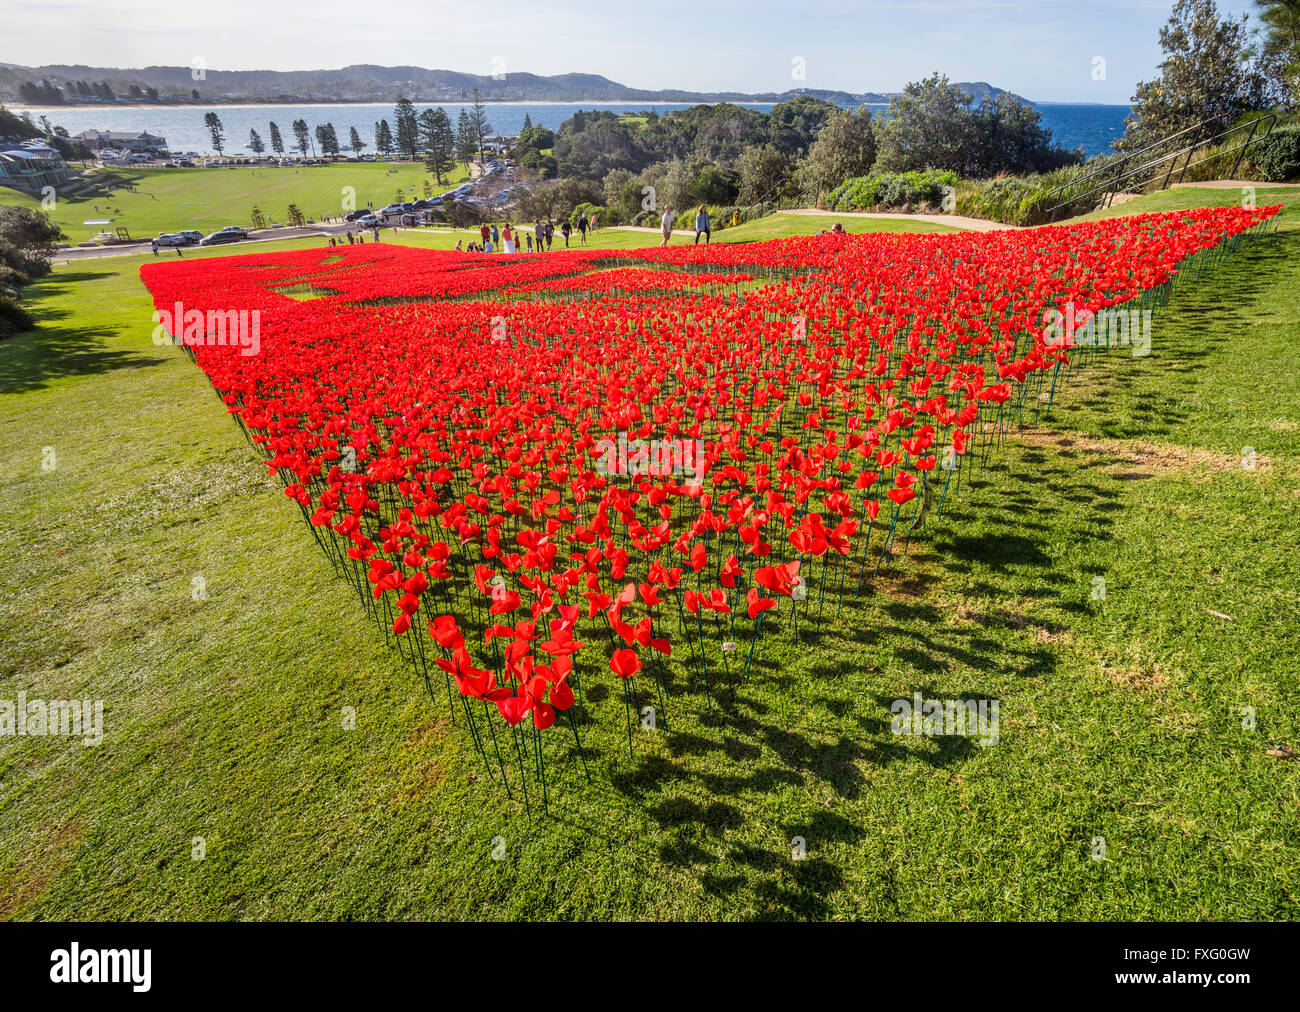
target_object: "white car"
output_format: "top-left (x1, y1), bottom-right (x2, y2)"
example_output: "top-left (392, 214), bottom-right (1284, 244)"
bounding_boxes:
top-left (153, 233), bottom-right (189, 247)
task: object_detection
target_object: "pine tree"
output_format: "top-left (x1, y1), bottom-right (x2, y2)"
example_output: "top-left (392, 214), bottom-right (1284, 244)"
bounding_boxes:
top-left (394, 98), bottom-right (419, 160)
top-left (349, 126), bottom-right (367, 154)
top-left (455, 108), bottom-right (476, 168)
top-left (204, 112), bottom-right (225, 155)
top-left (420, 107), bottom-right (455, 184)
top-left (269, 122), bottom-right (284, 156)
top-left (375, 119), bottom-right (395, 158)
top-left (248, 128), bottom-right (265, 155)
top-left (292, 119), bottom-right (311, 157)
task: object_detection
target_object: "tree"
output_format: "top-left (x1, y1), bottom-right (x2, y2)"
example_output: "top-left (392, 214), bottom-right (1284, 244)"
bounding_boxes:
top-left (522, 112), bottom-right (533, 131)
top-left (394, 98), bottom-right (420, 160)
top-left (286, 203), bottom-right (305, 226)
top-left (316, 123), bottom-right (340, 157)
top-left (735, 144), bottom-right (792, 205)
top-left (420, 107), bottom-right (455, 183)
top-left (1118, 0), bottom-right (1262, 150)
top-left (269, 122), bottom-right (284, 156)
top-left (204, 112), bottom-right (225, 156)
top-left (292, 119), bottom-right (311, 157)
top-left (349, 126), bottom-right (367, 155)
top-left (1253, 0), bottom-right (1300, 108)
top-left (468, 89), bottom-right (493, 160)
top-left (375, 119), bottom-right (395, 158)
top-left (873, 74), bottom-right (978, 174)
top-left (798, 107), bottom-right (877, 195)
top-left (248, 128), bottom-right (265, 155)
top-left (0, 205), bottom-right (65, 280)
top-left (455, 108), bottom-right (477, 168)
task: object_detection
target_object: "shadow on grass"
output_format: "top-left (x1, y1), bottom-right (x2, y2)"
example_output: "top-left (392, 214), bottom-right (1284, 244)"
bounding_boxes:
top-left (0, 271), bottom-right (169, 394)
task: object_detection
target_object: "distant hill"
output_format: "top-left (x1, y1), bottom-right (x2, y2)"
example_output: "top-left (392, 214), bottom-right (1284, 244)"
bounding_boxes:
top-left (0, 63), bottom-right (1030, 107)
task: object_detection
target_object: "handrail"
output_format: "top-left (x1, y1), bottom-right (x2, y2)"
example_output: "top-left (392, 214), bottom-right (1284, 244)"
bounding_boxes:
top-left (1043, 112), bottom-right (1276, 220)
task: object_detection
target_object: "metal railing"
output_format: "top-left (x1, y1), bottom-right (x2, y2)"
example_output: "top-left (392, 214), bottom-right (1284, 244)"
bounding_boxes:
top-left (1043, 112), bottom-right (1277, 220)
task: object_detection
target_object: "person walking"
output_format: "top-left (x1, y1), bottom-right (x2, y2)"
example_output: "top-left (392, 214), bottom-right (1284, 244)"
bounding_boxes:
top-left (589, 211), bottom-right (598, 234)
top-left (372, 226), bottom-right (380, 242)
top-left (545, 220), bottom-right (554, 251)
top-left (577, 213), bottom-right (588, 245)
top-left (660, 204), bottom-right (674, 246)
top-left (560, 220), bottom-right (571, 248)
top-left (151, 237), bottom-right (159, 256)
top-left (480, 222), bottom-right (491, 247)
top-left (525, 233), bottom-right (533, 253)
top-left (534, 219), bottom-right (545, 252)
top-left (694, 204), bottom-right (711, 245)
top-left (490, 224), bottom-right (500, 249)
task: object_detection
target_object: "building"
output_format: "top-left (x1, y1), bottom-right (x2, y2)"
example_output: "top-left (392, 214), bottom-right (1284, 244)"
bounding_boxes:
top-left (75, 130), bottom-right (168, 154)
top-left (0, 140), bottom-right (75, 193)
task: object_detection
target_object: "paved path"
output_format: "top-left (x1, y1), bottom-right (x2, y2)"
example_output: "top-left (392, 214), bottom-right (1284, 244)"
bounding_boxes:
top-left (778, 208), bottom-right (1019, 231)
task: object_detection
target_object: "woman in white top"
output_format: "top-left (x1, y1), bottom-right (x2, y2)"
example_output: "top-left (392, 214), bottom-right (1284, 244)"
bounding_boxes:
top-left (660, 205), bottom-right (673, 246)
top-left (502, 224), bottom-right (517, 254)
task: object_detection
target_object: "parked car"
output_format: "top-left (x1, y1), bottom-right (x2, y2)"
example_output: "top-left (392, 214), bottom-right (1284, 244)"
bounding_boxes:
top-left (199, 230), bottom-right (243, 246)
top-left (216, 225), bottom-right (249, 237)
top-left (344, 209), bottom-right (373, 222)
top-left (153, 233), bottom-right (189, 247)
top-left (354, 214), bottom-right (380, 228)
top-left (379, 203), bottom-right (405, 215)
top-left (176, 231), bottom-right (203, 244)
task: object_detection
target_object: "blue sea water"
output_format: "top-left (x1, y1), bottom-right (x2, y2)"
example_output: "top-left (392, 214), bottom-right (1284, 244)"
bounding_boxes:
top-left (18, 100), bottom-right (1129, 160)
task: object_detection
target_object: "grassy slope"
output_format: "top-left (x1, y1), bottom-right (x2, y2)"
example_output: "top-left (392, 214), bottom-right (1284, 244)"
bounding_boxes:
top-left (0, 191), bottom-right (1297, 920)
top-left (0, 162), bottom-right (470, 239)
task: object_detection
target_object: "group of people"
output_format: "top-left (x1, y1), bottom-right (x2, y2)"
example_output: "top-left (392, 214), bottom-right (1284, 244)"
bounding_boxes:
top-left (453, 213), bottom-right (601, 254)
top-left (327, 228), bottom-right (382, 246)
top-left (660, 204), bottom-right (721, 246)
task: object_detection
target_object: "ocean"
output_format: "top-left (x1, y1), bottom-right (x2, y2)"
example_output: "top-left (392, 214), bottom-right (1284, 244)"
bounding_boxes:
top-left (17, 100), bottom-right (1130, 160)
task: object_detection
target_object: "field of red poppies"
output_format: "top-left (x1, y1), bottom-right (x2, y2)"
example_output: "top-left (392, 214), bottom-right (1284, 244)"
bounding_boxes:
top-left (140, 205), bottom-right (1281, 813)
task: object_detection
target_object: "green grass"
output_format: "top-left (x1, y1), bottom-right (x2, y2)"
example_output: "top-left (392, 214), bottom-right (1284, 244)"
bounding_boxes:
top-left (1, 191), bottom-right (1297, 920)
top-left (0, 162), bottom-right (470, 240)
top-left (1071, 184), bottom-right (1300, 222)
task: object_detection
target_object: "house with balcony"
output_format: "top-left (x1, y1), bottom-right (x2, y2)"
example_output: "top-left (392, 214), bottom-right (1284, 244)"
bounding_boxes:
top-left (0, 140), bottom-right (76, 193)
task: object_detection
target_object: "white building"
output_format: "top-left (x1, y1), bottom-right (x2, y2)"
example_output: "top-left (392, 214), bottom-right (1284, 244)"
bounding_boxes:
top-left (76, 130), bottom-right (168, 153)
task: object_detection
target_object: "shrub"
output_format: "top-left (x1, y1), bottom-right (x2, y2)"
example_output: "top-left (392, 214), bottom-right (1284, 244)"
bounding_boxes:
top-left (1251, 126), bottom-right (1300, 182)
top-left (828, 169), bottom-right (960, 211)
top-left (959, 162), bottom-right (1110, 226)
top-left (0, 294), bottom-right (35, 339)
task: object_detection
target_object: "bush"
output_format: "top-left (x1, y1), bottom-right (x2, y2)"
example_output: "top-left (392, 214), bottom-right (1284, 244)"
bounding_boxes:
top-left (568, 202), bottom-right (604, 227)
top-left (0, 294), bottom-right (35, 339)
top-left (958, 162), bottom-right (1111, 226)
top-left (828, 169), bottom-right (959, 211)
top-left (1251, 126), bottom-right (1300, 182)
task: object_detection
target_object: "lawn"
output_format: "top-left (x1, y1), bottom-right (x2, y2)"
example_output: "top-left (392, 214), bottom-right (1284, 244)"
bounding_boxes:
top-left (0, 191), bottom-right (1297, 920)
top-left (0, 161), bottom-right (471, 240)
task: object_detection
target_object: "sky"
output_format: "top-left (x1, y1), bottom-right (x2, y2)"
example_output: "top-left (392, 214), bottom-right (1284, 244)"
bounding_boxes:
top-left (1, 0), bottom-right (1263, 104)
